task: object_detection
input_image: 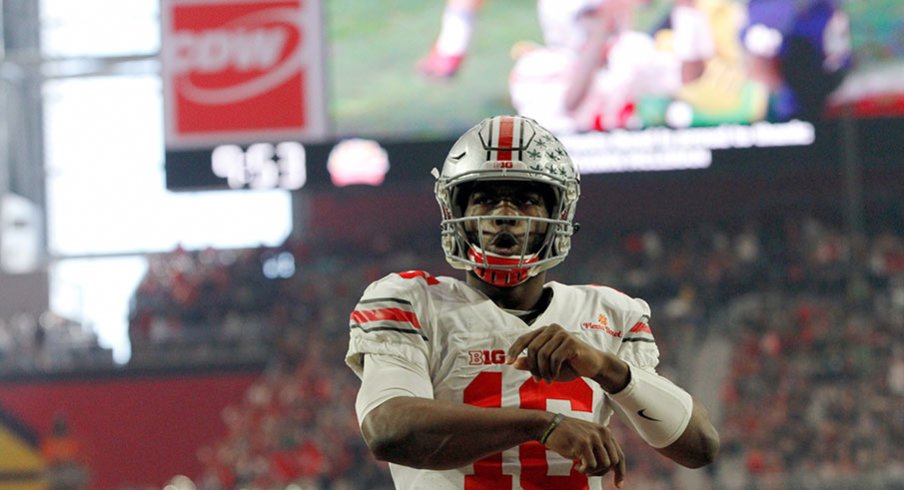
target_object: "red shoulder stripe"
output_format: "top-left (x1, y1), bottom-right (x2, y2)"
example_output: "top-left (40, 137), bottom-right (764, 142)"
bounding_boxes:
top-left (629, 321), bottom-right (652, 334)
top-left (350, 308), bottom-right (422, 329)
top-left (397, 270), bottom-right (439, 285)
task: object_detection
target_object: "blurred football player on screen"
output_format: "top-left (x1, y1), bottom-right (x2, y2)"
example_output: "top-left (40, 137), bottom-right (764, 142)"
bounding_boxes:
top-left (416, 0), bottom-right (712, 84)
top-left (509, 0), bottom-right (718, 132)
top-left (740, 0), bottom-right (851, 121)
top-left (346, 115), bottom-right (719, 489)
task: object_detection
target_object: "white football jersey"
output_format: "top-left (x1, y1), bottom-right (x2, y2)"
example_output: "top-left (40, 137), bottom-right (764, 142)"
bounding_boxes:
top-left (346, 270), bottom-right (660, 490)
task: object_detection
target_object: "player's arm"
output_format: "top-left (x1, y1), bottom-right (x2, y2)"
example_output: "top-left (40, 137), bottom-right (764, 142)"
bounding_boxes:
top-left (507, 324), bottom-right (720, 468)
top-left (357, 353), bottom-right (626, 481)
top-left (648, 396), bottom-right (719, 468)
top-left (363, 396), bottom-right (541, 469)
top-left (599, 359), bottom-right (720, 468)
top-left (357, 353), bottom-right (545, 470)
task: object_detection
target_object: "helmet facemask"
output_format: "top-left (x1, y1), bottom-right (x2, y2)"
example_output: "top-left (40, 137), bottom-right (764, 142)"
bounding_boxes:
top-left (434, 115), bottom-right (580, 287)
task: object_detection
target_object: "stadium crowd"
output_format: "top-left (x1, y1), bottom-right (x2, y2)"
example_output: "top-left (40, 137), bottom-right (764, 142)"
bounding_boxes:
top-left (5, 201), bottom-right (899, 488)
top-left (0, 309), bottom-right (112, 375)
top-left (121, 203), bottom-right (904, 489)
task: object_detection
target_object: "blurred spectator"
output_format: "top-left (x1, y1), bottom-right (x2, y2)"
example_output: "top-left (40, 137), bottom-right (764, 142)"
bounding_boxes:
top-left (0, 311), bottom-right (111, 375)
top-left (41, 412), bottom-right (90, 490)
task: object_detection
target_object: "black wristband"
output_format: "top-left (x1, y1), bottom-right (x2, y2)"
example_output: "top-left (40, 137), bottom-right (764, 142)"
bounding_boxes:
top-left (539, 413), bottom-right (565, 445)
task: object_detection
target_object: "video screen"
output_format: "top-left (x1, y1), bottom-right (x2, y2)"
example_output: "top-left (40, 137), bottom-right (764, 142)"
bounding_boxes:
top-left (164, 0), bottom-right (903, 190)
top-left (329, 0), bottom-right (903, 139)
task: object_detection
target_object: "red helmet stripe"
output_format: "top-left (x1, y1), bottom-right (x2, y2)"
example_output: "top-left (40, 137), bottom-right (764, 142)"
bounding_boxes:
top-left (497, 116), bottom-right (514, 161)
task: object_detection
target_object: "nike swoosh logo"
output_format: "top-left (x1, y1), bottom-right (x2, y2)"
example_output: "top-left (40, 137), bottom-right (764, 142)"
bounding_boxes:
top-left (450, 151), bottom-right (466, 160)
top-left (637, 409), bottom-right (661, 422)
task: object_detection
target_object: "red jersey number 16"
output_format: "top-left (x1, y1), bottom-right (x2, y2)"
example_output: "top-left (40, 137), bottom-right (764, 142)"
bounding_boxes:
top-left (463, 372), bottom-right (593, 490)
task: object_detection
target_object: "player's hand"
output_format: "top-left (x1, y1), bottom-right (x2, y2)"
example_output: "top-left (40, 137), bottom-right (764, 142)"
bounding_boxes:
top-left (544, 415), bottom-right (627, 486)
top-left (506, 324), bottom-right (605, 383)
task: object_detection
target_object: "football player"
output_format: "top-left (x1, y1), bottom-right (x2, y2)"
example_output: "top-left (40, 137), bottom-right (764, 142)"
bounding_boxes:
top-left (346, 115), bottom-right (719, 489)
top-left (741, 0), bottom-right (852, 120)
top-left (510, 0), bottom-right (717, 132)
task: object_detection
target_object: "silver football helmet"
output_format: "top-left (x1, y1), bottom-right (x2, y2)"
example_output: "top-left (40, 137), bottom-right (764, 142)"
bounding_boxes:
top-left (433, 115), bottom-right (580, 287)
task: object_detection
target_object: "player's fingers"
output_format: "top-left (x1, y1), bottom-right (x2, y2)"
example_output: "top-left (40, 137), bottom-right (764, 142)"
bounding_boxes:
top-left (586, 436), bottom-right (612, 476)
top-left (601, 435), bottom-right (626, 487)
top-left (575, 442), bottom-right (597, 474)
top-left (536, 333), bottom-right (567, 382)
top-left (506, 328), bottom-right (544, 363)
top-left (586, 432), bottom-right (624, 482)
top-left (525, 339), bottom-right (542, 381)
top-left (511, 356), bottom-right (529, 371)
top-left (524, 328), bottom-right (558, 381)
top-left (548, 337), bottom-right (576, 379)
top-left (614, 441), bottom-right (627, 488)
top-left (522, 329), bottom-right (545, 381)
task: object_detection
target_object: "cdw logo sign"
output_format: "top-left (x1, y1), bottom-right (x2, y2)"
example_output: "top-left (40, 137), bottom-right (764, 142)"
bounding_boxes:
top-left (170, 27), bottom-right (289, 77)
top-left (162, 0), bottom-right (326, 147)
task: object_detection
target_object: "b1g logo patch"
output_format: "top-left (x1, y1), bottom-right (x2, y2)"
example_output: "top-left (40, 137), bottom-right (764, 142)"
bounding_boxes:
top-left (468, 349), bottom-right (506, 365)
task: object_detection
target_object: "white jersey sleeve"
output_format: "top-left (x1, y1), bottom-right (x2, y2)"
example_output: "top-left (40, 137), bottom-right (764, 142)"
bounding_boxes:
top-left (355, 353), bottom-right (434, 424)
top-left (614, 296), bottom-right (661, 370)
top-left (346, 271), bottom-right (434, 379)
